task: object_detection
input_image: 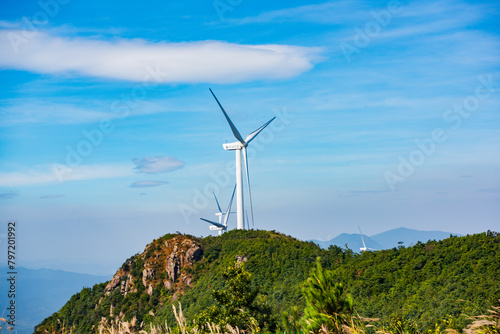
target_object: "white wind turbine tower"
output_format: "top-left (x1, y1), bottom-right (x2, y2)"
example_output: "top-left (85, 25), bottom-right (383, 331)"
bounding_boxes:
top-left (209, 88), bottom-right (276, 230)
top-left (200, 186), bottom-right (236, 235)
top-left (358, 226), bottom-right (377, 252)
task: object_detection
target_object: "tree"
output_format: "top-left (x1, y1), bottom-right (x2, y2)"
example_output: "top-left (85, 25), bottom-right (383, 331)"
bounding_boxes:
top-left (196, 261), bottom-right (269, 332)
top-left (301, 257), bottom-right (354, 333)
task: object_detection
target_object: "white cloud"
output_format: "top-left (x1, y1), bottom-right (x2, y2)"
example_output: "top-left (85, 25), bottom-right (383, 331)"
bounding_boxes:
top-left (133, 156), bottom-right (185, 174)
top-left (0, 29), bottom-right (322, 84)
top-left (129, 180), bottom-right (169, 188)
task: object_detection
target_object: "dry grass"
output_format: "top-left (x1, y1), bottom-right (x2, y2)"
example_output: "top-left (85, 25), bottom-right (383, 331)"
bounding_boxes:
top-left (72, 301), bottom-right (500, 334)
top-left (462, 303), bottom-right (500, 334)
top-left (97, 303), bottom-right (240, 334)
top-left (0, 317), bottom-right (13, 334)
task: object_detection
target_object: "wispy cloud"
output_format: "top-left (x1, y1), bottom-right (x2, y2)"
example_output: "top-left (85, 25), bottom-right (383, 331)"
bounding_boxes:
top-left (129, 180), bottom-right (168, 188)
top-left (399, 0), bottom-right (481, 19)
top-left (477, 187), bottom-right (500, 194)
top-left (0, 29), bottom-right (322, 84)
top-left (347, 190), bottom-right (389, 195)
top-left (231, 0), bottom-right (482, 27)
top-left (0, 95), bottom-right (212, 126)
top-left (40, 194), bottom-right (66, 199)
top-left (0, 21), bottom-right (126, 36)
top-left (231, 1), bottom-right (367, 25)
top-left (0, 191), bottom-right (19, 199)
top-left (0, 101), bottom-right (114, 125)
top-left (0, 163), bottom-right (133, 187)
top-left (133, 156), bottom-right (185, 174)
top-left (376, 18), bottom-right (481, 42)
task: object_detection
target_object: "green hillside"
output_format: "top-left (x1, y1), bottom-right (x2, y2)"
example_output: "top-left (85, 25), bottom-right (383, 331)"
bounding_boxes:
top-left (34, 230), bottom-right (500, 333)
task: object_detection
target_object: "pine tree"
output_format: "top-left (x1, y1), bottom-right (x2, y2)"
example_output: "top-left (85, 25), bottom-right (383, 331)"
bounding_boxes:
top-left (301, 257), bottom-right (354, 333)
top-left (196, 261), bottom-right (269, 332)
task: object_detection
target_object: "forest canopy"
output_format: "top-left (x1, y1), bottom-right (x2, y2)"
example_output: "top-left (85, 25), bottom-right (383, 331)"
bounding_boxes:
top-left (35, 230), bottom-right (500, 333)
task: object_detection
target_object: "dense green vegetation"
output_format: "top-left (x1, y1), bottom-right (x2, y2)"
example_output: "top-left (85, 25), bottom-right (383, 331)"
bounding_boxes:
top-left (196, 261), bottom-right (271, 332)
top-left (35, 230), bottom-right (500, 334)
top-left (300, 258), bottom-right (354, 334)
top-left (175, 229), bottom-right (332, 329)
top-left (331, 231), bottom-right (500, 330)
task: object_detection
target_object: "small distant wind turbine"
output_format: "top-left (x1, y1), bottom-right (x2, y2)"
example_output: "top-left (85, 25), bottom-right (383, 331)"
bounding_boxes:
top-left (358, 226), bottom-right (377, 252)
top-left (209, 88), bottom-right (276, 230)
top-left (200, 185), bottom-right (236, 235)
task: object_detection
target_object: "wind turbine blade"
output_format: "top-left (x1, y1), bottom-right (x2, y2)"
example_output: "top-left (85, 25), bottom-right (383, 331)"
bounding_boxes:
top-left (242, 147), bottom-right (255, 228)
top-left (244, 117), bottom-right (276, 144)
top-left (358, 226), bottom-right (367, 248)
top-left (213, 192), bottom-right (222, 213)
top-left (209, 88), bottom-right (245, 144)
top-left (223, 185), bottom-right (237, 227)
top-left (200, 218), bottom-right (225, 229)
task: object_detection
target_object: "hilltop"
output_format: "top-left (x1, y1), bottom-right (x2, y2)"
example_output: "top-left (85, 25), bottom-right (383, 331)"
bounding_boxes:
top-left (35, 230), bottom-right (500, 333)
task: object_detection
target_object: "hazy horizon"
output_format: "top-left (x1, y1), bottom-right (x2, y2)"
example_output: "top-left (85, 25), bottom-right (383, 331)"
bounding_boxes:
top-left (1, 0), bottom-right (499, 276)
top-left (8, 226), bottom-right (475, 276)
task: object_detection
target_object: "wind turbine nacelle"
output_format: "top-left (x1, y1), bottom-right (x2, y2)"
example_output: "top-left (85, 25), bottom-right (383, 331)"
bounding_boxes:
top-left (223, 141), bottom-right (244, 150)
top-left (209, 226), bottom-right (222, 231)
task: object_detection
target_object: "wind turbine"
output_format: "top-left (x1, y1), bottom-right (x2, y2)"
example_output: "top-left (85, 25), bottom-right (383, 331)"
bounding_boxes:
top-left (200, 185), bottom-right (236, 235)
top-left (209, 88), bottom-right (276, 230)
top-left (358, 226), bottom-right (377, 252)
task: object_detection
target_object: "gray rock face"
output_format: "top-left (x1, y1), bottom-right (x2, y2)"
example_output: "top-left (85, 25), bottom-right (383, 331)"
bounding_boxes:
top-left (105, 270), bottom-right (135, 296)
top-left (164, 238), bottom-right (203, 288)
top-left (105, 272), bottom-right (122, 295)
top-left (142, 268), bottom-right (155, 287)
top-left (121, 274), bottom-right (135, 295)
top-left (104, 235), bottom-right (203, 299)
top-left (235, 255), bottom-right (248, 264)
top-left (166, 253), bottom-right (181, 283)
top-left (186, 244), bottom-right (203, 262)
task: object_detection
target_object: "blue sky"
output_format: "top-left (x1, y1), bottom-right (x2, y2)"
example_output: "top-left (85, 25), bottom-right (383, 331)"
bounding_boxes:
top-left (0, 0), bottom-right (499, 275)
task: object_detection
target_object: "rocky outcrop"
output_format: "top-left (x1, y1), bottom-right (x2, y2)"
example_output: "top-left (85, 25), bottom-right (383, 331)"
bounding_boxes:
top-left (186, 242), bottom-right (203, 262)
top-left (235, 255), bottom-right (248, 264)
top-left (120, 274), bottom-right (135, 295)
top-left (104, 234), bottom-right (203, 299)
top-left (105, 269), bottom-right (136, 296)
top-left (105, 270), bottom-right (123, 295)
top-left (166, 253), bottom-right (181, 282)
top-left (142, 268), bottom-right (155, 286)
top-left (165, 238), bottom-right (202, 285)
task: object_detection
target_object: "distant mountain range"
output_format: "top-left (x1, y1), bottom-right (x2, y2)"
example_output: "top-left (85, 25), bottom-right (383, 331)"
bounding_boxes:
top-left (0, 266), bottom-right (110, 334)
top-left (310, 227), bottom-right (462, 251)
